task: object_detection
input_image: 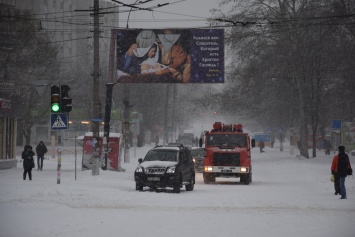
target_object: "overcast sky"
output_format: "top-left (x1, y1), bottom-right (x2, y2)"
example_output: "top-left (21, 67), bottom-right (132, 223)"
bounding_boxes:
top-left (115, 0), bottom-right (220, 29)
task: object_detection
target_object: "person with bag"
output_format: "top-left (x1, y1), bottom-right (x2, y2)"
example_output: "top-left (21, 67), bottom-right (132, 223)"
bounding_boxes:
top-left (22, 145), bottom-right (35, 180)
top-left (36, 141), bottom-right (48, 171)
top-left (332, 145), bottom-right (352, 199)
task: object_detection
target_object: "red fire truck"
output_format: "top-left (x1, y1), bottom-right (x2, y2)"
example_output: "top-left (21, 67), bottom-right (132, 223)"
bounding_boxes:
top-left (203, 122), bottom-right (255, 185)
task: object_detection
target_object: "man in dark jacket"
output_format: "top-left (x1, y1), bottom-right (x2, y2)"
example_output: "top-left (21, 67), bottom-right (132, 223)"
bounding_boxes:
top-left (36, 141), bottom-right (48, 171)
top-left (22, 145), bottom-right (35, 180)
top-left (259, 139), bottom-right (265, 153)
top-left (335, 146), bottom-right (352, 199)
top-left (324, 140), bottom-right (332, 155)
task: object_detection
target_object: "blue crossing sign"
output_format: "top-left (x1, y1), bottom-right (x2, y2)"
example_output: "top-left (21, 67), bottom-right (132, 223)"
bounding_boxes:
top-left (51, 113), bottom-right (68, 130)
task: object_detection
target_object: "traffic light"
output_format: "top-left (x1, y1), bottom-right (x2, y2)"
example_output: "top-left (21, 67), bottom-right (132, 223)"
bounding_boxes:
top-left (60, 85), bottom-right (72, 113)
top-left (51, 85), bottom-right (61, 113)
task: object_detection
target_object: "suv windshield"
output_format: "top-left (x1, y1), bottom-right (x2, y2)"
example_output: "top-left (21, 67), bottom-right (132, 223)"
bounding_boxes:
top-left (144, 150), bottom-right (178, 162)
top-left (206, 134), bottom-right (247, 147)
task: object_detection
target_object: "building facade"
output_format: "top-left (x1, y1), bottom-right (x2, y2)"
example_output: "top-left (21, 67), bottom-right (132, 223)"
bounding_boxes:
top-left (0, 0), bottom-right (119, 166)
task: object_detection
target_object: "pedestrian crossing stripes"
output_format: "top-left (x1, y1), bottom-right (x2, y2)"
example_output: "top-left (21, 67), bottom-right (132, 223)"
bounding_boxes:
top-left (51, 113), bottom-right (68, 130)
top-left (52, 115), bottom-right (66, 128)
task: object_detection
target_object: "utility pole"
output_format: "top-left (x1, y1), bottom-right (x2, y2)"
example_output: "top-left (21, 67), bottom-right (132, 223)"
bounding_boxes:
top-left (91, 0), bottom-right (100, 175)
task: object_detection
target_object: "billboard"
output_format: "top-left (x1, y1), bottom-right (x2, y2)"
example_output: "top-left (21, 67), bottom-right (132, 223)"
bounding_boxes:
top-left (111, 29), bottom-right (224, 83)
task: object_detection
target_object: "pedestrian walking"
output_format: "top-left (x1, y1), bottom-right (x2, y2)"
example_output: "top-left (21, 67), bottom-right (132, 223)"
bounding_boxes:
top-left (324, 140), bottom-right (332, 155)
top-left (36, 141), bottom-right (48, 170)
top-left (22, 145), bottom-right (35, 180)
top-left (332, 146), bottom-right (352, 199)
top-left (259, 139), bottom-right (265, 153)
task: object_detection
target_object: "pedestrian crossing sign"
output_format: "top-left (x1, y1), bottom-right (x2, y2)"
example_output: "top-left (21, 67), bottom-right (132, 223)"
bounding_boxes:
top-left (51, 113), bottom-right (68, 130)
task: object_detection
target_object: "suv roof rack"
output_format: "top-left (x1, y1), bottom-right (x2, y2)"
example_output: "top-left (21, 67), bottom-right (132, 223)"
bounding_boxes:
top-left (154, 145), bottom-right (164, 148)
top-left (166, 143), bottom-right (185, 148)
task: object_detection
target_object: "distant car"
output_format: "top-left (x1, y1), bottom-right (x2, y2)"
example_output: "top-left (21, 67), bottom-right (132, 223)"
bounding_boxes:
top-left (177, 134), bottom-right (195, 148)
top-left (134, 144), bottom-right (195, 193)
top-left (190, 147), bottom-right (205, 173)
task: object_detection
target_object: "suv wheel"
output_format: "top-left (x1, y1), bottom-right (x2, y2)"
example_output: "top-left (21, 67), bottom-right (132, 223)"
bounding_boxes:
top-left (185, 174), bottom-right (195, 191)
top-left (173, 174), bottom-right (181, 193)
top-left (135, 183), bottom-right (143, 191)
top-left (173, 183), bottom-right (181, 193)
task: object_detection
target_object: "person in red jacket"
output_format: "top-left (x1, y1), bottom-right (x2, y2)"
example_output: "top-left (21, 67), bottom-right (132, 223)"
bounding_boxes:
top-left (332, 146), bottom-right (352, 199)
top-left (331, 152), bottom-right (341, 195)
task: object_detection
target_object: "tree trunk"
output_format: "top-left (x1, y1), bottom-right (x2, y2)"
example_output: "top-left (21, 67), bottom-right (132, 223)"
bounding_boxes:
top-left (23, 125), bottom-right (31, 146)
top-left (296, 78), bottom-right (309, 159)
top-left (312, 127), bottom-right (317, 158)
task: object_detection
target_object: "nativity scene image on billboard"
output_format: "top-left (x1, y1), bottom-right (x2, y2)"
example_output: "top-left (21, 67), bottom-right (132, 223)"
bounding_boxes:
top-left (115, 29), bottom-right (224, 83)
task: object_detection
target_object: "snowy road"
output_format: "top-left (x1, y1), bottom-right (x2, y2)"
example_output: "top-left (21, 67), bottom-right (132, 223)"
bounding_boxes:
top-left (1, 144), bottom-right (354, 237)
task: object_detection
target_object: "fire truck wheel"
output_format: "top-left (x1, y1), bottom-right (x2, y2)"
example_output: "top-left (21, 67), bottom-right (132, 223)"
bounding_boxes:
top-left (204, 174), bottom-right (215, 184)
top-left (241, 173), bottom-right (251, 185)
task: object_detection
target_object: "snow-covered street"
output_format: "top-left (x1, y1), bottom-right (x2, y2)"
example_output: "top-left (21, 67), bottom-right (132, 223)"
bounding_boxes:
top-left (1, 143), bottom-right (354, 237)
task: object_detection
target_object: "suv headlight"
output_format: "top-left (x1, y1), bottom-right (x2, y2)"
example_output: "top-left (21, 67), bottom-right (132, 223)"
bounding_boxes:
top-left (135, 166), bottom-right (143, 173)
top-left (166, 166), bottom-right (176, 174)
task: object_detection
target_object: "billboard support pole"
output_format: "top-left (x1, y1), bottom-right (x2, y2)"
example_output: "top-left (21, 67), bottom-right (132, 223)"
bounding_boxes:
top-left (123, 97), bottom-right (132, 163)
top-left (103, 83), bottom-right (116, 170)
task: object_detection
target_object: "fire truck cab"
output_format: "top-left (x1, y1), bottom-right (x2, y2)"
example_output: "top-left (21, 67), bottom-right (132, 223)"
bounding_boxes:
top-left (203, 122), bottom-right (255, 185)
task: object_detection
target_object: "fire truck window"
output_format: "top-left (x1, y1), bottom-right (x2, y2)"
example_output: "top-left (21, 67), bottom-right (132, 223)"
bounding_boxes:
top-left (207, 134), bottom-right (247, 147)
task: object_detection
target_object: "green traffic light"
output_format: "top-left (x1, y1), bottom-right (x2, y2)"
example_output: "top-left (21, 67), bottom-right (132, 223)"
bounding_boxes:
top-left (51, 103), bottom-right (60, 112)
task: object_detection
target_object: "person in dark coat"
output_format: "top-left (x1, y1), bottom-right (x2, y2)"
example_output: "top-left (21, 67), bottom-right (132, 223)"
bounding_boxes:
top-left (333, 146), bottom-right (352, 199)
top-left (36, 141), bottom-right (48, 170)
top-left (199, 137), bottom-right (203, 148)
top-left (22, 145), bottom-right (35, 180)
top-left (155, 135), bottom-right (159, 146)
top-left (259, 139), bottom-right (265, 153)
top-left (324, 140), bottom-right (332, 155)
